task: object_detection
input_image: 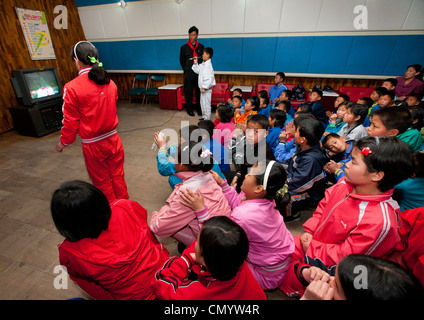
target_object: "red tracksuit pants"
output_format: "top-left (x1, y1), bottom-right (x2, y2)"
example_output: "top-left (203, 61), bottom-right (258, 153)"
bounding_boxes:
top-left (81, 134), bottom-right (129, 203)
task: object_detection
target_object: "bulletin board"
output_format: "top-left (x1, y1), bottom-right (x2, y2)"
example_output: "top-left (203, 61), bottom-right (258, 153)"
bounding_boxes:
top-left (15, 7), bottom-right (56, 60)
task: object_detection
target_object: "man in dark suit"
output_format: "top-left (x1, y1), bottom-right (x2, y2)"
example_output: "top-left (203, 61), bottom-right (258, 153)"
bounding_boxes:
top-left (180, 26), bottom-right (204, 117)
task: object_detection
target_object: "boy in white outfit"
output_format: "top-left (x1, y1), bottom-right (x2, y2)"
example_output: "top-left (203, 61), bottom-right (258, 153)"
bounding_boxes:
top-left (192, 47), bottom-right (216, 120)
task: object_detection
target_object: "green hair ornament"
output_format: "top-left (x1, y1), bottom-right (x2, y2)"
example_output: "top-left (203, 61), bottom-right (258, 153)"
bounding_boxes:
top-left (276, 184), bottom-right (289, 200)
top-left (88, 55), bottom-right (103, 67)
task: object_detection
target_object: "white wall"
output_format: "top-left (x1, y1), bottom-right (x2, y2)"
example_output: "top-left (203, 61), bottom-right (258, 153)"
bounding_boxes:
top-left (78, 0), bottom-right (424, 41)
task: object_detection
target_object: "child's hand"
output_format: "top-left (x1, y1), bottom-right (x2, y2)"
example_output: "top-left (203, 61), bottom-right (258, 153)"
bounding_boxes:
top-left (179, 189), bottom-right (205, 212)
top-left (209, 170), bottom-right (224, 185)
top-left (201, 88), bottom-right (205, 94)
top-left (300, 232), bottom-right (313, 253)
top-left (234, 108), bottom-right (242, 116)
top-left (324, 160), bottom-right (339, 174)
top-left (279, 130), bottom-right (290, 143)
top-left (55, 141), bottom-right (66, 152)
top-left (329, 113), bottom-right (338, 123)
top-left (300, 279), bottom-right (334, 300)
top-left (302, 266), bottom-right (331, 284)
top-left (154, 132), bottom-right (166, 149)
top-left (285, 121), bottom-right (295, 135)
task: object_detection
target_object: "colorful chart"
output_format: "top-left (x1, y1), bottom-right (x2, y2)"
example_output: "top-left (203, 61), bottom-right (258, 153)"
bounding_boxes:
top-left (16, 7), bottom-right (56, 60)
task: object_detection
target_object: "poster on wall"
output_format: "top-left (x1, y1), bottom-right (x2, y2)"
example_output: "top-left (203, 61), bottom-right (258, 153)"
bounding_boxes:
top-left (15, 7), bottom-right (56, 60)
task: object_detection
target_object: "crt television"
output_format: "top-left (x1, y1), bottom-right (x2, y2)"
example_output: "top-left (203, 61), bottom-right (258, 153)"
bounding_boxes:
top-left (11, 67), bottom-right (63, 107)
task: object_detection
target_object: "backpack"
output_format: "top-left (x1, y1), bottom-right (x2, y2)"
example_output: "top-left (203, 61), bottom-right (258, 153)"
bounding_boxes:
top-left (292, 84), bottom-right (306, 101)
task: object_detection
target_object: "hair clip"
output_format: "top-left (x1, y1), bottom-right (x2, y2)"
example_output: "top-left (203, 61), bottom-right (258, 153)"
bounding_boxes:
top-left (88, 55), bottom-right (103, 67)
top-left (361, 146), bottom-right (373, 156)
top-left (200, 150), bottom-right (212, 158)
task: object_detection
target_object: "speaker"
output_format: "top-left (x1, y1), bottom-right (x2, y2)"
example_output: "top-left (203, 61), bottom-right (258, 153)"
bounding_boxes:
top-left (9, 99), bottom-right (63, 137)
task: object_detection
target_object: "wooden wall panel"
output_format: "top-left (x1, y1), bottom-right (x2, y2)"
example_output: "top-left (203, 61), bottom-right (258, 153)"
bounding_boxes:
top-left (0, 0), bottom-right (86, 133)
top-left (111, 72), bottom-right (381, 101)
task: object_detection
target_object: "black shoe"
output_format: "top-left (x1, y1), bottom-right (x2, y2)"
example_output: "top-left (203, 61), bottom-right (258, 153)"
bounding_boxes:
top-left (197, 111), bottom-right (202, 116)
top-left (199, 118), bottom-right (204, 121)
top-left (187, 111), bottom-right (194, 117)
top-left (284, 212), bottom-right (300, 223)
top-left (177, 241), bottom-right (187, 254)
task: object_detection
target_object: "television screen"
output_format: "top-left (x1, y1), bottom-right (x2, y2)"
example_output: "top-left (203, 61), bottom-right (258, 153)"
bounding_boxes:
top-left (24, 70), bottom-right (60, 99)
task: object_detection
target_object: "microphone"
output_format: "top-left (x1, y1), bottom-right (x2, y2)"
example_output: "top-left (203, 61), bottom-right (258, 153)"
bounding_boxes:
top-left (188, 57), bottom-right (199, 60)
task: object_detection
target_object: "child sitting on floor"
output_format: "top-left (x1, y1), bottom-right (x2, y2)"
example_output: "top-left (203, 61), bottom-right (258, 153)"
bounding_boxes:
top-left (393, 152), bottom-right (424, 212)
top-left (150, 141), bottom-right (232, 247)
top-left (213, 103), bottom-right (235, 148)
top-left (322, 133), bottom-right (354, 182)
top-left (180, 161), bottom-right (295, 290)
top-left (235, 96), bottom-right (259, 124)
top-left (152, 216), bottom-right (266, 300)
top-left (323, 101), bottom-right (347, 138)
top-left (279, 136), bottom-right (413, 298)
top-left (338, 103), bottom-right (368, 142)
top-left (267, 109), bottom-right (287, 152)
top-left (367, 106), bottom-right (423, 152)
top-left (51, 180), bottom-right (170, 300)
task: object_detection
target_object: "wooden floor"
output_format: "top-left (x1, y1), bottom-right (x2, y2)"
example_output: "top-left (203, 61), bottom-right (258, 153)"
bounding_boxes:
top-left (0, 101), bottom-right (313, 300)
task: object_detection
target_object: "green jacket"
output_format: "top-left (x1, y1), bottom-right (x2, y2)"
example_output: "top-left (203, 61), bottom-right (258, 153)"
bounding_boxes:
top-left (397, 127), bottom-right (423, 153)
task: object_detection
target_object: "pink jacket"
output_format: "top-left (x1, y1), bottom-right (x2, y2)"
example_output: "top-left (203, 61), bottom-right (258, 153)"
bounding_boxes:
top-left (213, 122), bottom-right (235, 148)
top-left (198, 180), bottom-right (294, 290)
top-left (150, 171), bottom-right (231, 246)
top-left (302, 178), bottom-right (402, 265)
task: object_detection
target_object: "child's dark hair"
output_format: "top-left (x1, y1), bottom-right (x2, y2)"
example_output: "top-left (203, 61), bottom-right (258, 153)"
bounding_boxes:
top-left (246, 114), bottom-right (269, 130)
top-left (269, 109), bottom-right (287, 128)
top-left (354, 136), bottom-right (413, 192)
top-left (216, 104), bottom-right (233, 123)
top-left (383, 78), bottom-right (398, 87)
top-left (339, 93), bottom-right (350, 102)
top-left (199, 216), bottom-right (249, 281)
top-left (338, 254), bottom-right (423, 300)
top-left (261, 96), bottom-right (270, 106)
top-left (282, 89), bottom-right (292, 100)
top-left (233, 88), bottom-right (243, 95)
top-left (179, 125), bottom-right (201, 143)
top-left (357, 97), bottom-right (373, 109)
top-left (198, 120), bottom-right (214, 140)
top-left (254, 161), bottom-right (290, 215)
top-left (51, 180), bottom-right (111, 242)
top-left (247, 96), bottom-right (260, 111)
top-left (322, 133), bottom-right (342, 149)
top-left (381, 90), bottom-right (395, 100)
top-left (408, 105), bottom-right (424, 131)
top-left (347, 103), bottom-right (368, 125)
top-left (177, 141), bottom-right (214, 172)
top-left (232, 95), bottom-right (242, 103)
top-left (373, 106), bottom-right (413, 134)
top-left (296, 117), bottom-right (325, 146)
top-left (204, 47), bottom-right (213, 58)
top-left (373, 87), bottom-right (388, 98)
top-left (279, 101), bottom-right (291, 113)
top-left (276, 72), bottom-right (285, 81)
top-left (298, 103), bottom-right (313, 113)
top-left (70, 41), bottom-right (110, 85)
top-left (412, 152), bottom-right (424, 178)
top-left (407, 93), bottom-right (423, 104)
top-left (311, 88), bottom-right (323, 97)
top-left (258, 90), bottom-right (268, 98)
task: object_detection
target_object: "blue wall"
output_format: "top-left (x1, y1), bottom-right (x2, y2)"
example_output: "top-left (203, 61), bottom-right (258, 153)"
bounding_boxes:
top-left (93, 34), bottom-right (424, 76)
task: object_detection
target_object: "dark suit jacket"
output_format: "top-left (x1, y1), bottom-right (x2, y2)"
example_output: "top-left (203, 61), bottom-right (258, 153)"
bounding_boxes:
top-left (180, 42), bottom-right (204, 81)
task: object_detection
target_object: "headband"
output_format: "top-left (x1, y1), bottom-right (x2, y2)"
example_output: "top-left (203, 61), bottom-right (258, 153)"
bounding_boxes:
top-left (74, 41), bottom-right (102, 67)
top-left (263, 160), bottom-right (276, 190)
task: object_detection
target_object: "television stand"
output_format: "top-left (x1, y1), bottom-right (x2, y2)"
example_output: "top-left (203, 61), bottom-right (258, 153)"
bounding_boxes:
top-left (9, 98), bottom-right (63, 137)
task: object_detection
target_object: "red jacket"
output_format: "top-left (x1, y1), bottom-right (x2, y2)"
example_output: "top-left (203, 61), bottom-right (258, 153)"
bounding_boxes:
top-left (152, 242), bottom-right (266, 300)
top-left (302, 178), bottom-right (401, 265)
top-left (60, 67), bottom-right (119, 146)
top-left (58, 199), bottom-right (169, 300)
top-left (388, 207), bottom-right (424, 287)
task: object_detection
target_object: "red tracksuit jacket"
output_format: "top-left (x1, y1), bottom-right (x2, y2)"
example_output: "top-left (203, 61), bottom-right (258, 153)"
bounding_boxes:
top-left (58, 199), bottom-right (169, 300)
top-left (152, 242), bottom-right (267, 300)
top-left (302, 178), bottom-right (402, 265)
top-left (60, 67), bottom-right (119, 146)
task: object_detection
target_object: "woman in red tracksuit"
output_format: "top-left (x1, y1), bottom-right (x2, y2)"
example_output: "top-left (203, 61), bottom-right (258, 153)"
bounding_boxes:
top-left (51, 180), bottom-right (169, 300)
top-left (152, 216), bottom-right (266, 300)
top-left (56, 41), bottom-right (128, 202)
top-left (279, 136), bottom-right (413, 298)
